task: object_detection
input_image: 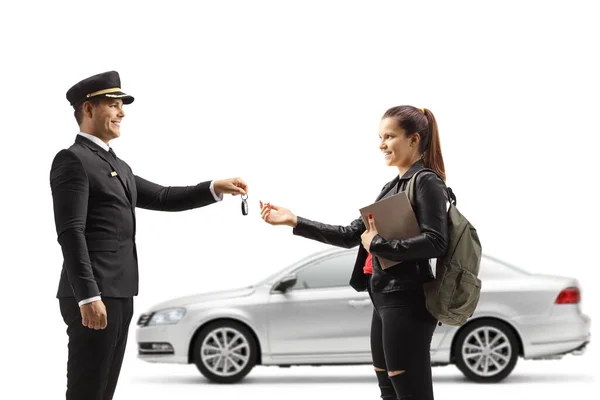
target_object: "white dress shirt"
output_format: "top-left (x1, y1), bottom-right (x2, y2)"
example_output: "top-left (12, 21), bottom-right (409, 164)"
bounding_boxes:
top-left (75, 132), bottom-right (222, 306)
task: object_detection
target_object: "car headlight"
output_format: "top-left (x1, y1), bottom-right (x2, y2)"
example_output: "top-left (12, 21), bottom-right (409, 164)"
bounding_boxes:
top-left (147, 308), bottom-right (186, 326)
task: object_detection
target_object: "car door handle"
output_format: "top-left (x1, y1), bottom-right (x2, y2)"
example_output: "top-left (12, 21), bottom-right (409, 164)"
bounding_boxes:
top-left (348, 299), bottom-right (371, 308)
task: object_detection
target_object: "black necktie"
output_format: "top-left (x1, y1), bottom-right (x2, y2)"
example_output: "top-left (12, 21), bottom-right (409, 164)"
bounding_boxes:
top-left (107, 148), bottom-right (128, 191)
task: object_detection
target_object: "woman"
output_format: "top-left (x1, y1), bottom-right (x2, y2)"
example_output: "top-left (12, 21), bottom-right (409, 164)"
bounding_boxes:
top-left (259, 105), bottom-right (449, 400)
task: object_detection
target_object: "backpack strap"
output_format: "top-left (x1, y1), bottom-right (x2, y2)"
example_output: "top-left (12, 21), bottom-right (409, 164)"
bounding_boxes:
top-left (406, 168), bottom-right (456, 206)
top-left (447, 187), bottom-right (457, 206)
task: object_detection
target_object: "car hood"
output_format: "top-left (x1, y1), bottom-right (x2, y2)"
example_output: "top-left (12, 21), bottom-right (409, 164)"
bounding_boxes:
top-left (147, 287), bottom-right (256, 311)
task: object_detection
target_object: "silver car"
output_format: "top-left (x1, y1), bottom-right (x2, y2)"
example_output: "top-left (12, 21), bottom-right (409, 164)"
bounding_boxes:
top-left (135, 248), bottom-right (591, 384)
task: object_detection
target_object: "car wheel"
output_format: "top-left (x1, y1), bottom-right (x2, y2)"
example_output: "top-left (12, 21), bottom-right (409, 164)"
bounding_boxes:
top-left (192, 320), bottom-right (258, 384)
top-left (453, 319), bottom-right (519, 383)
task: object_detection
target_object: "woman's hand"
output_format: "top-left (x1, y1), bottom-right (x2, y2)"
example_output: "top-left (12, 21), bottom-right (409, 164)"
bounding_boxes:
top-left (260, 200), bottom-right (298, 227)
top-left (360, 213), bottom-right (379, 251)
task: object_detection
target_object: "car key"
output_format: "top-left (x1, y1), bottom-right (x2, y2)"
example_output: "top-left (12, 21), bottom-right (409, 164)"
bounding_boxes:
top-left (241, 194), bottom-right (249, 215)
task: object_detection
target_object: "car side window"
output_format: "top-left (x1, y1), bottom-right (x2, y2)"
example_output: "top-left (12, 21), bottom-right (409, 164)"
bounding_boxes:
top-left (291, 253), bottom-right (356, 290)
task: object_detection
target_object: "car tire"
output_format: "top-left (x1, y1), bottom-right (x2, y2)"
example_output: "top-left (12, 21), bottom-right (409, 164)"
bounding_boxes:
top-left (453, 319), bottom-right (520, 383)
top-left (192, 320), bottom-right (258, 384)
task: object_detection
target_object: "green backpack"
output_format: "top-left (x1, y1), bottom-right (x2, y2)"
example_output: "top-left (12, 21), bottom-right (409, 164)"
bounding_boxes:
top-left (406, 168), bottom-right (482, 326)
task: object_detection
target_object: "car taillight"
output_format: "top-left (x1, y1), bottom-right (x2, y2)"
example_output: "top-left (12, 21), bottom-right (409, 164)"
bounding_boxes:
top-left (555, 287), bottom-right (580, 304)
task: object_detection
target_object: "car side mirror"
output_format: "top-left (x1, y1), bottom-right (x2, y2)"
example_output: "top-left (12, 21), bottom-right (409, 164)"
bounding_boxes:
top-left (274, 275), bottom-right (297, 292)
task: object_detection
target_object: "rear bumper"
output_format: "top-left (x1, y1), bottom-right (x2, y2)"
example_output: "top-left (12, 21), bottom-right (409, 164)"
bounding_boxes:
top-left (520, 313), bottom-right (591, 359)
top-left (570, 340), bottom-right (589, 356)
top-left (527, 338), bottom-right (590, 360)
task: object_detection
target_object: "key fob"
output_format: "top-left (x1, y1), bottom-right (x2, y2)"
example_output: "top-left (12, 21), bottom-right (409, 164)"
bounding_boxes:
top-left (241, 194), bottom-right (249, 215)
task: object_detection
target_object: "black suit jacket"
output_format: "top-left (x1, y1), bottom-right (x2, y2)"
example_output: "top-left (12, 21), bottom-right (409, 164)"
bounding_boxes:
top-left (50, 135), bottom-right (218, 302)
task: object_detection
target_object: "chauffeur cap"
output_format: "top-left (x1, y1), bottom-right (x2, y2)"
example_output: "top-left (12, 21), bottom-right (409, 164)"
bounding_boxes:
top-left (66, 70), bottom-right (134, 108)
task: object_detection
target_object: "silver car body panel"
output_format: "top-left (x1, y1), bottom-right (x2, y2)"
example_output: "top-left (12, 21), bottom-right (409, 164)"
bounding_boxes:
top-left (136, 249), bottom-right (591, 366)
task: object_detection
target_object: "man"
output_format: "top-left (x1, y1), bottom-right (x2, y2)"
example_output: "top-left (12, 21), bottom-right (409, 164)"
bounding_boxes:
top-left (50, 70), bottom-right (248, 399)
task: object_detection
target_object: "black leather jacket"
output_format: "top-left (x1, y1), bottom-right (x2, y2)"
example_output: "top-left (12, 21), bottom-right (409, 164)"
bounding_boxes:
top-left (292, 160), bottom-right (449, 293)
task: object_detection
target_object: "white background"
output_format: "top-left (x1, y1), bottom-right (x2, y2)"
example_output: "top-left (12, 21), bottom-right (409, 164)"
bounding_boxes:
top-left (1, 0), bottom-right (598, 398)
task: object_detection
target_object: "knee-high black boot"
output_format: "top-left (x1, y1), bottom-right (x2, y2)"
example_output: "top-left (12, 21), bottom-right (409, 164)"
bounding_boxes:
top-left (375, 370), bottom-right (397, 400)
top-left (388, 370), bottom-right (434, 400)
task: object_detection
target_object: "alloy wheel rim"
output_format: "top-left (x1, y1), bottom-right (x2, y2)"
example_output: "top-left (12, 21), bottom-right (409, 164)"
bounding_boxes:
top-left (201, 327), bottom-right (251, 377)
top-left (461, 326), bottom-right (512, 377)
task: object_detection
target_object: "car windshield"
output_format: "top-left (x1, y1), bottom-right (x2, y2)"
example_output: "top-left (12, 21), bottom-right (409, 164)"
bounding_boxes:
top-left (251, 256), bottom-right (313, 286)
top-left (252, 269), bottom-right (288, 287)
top-left (252, 250), bottom-right (350, 287)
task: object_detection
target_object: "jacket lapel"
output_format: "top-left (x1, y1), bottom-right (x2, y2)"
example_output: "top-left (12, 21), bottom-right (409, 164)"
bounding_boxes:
top-left (375, 175), bottom-right (399, 202)
top-left (376, 160), bottom-right (426, 199)
top-left (97, 151), bottom-right (132, 202)
top-left (76, 136), bottom-right (132, 204)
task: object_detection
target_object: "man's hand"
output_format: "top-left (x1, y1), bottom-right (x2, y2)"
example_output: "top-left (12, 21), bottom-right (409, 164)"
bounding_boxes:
top-left (214, 177), bottom-right (248, 196)
top-left (80, 300), bottom-right (107, 330)
top-left (361, 213), bottom-right (379, 252)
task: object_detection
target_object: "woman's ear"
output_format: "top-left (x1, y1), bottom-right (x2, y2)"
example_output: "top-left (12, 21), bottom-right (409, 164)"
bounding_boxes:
top-left (410, 133), bottom-right (420, 147)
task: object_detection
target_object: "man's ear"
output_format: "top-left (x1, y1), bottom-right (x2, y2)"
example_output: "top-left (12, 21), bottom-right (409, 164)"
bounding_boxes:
top-left (83, 101), bottom-right (94, 119)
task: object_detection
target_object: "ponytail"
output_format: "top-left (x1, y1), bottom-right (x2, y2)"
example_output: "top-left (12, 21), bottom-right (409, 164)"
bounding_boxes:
top-left (422, 108), bottom-right (446, 181)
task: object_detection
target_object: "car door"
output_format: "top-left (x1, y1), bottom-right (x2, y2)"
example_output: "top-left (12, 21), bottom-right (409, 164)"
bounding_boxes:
top-left (267, 251), bottom-right (372, 358)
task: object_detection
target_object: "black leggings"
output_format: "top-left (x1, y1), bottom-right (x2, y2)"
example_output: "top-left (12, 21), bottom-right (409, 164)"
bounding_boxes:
top-left (368, 281), bottom-right (438, 400)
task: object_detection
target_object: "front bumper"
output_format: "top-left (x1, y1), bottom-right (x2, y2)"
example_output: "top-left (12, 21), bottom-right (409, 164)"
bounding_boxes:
top-left (136, 320), bottom-right (194, 364)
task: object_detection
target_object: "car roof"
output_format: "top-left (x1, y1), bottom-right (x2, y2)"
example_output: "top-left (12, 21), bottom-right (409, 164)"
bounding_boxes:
top-left (256, 248), bottom-right (530, 286)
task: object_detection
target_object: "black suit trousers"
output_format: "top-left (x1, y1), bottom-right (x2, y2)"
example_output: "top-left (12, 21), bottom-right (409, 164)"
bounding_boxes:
top-left (59, 297), bottom-right (134, 400)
